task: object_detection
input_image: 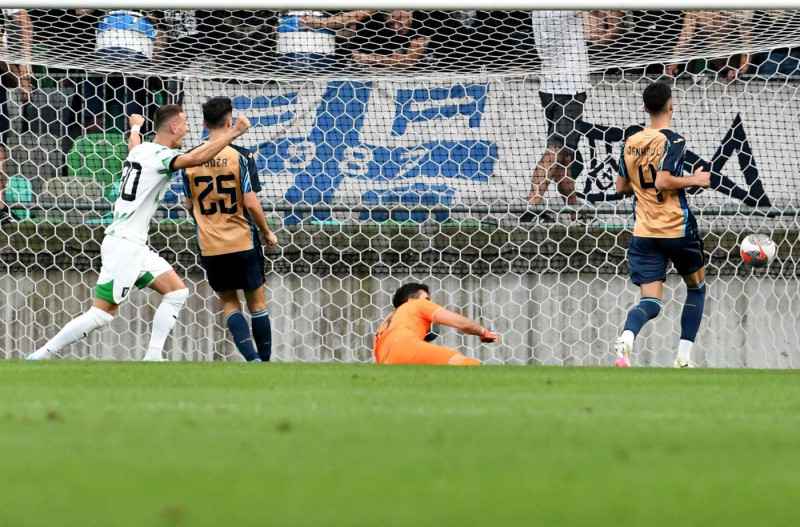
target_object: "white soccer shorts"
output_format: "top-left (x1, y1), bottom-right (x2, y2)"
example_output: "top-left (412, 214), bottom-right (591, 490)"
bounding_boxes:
top-left (95, 235), bottom-right (173, 304)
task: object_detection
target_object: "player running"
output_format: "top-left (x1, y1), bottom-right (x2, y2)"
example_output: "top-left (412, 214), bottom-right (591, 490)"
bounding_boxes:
top-left (183, 97), bottom-right (278, 362)
top-left (374, 283), bottom-right (500, 366)
top-left (28, 106), bottom-right (251, 361)
top-left (614, 81), bottom-right (711, 368)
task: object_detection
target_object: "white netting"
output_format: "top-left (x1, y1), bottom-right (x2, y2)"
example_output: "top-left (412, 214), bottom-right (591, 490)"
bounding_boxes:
top-left (1, 8), bottom-right (799, 366)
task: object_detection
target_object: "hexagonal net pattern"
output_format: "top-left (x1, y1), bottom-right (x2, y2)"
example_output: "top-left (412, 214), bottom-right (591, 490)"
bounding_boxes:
top-left (0, 9), bottom-right (799, 367)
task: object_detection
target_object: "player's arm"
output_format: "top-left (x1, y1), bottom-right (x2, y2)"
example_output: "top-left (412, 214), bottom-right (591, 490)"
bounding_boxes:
top-left (432, 308), bottom-right (500, 343)
top-left (171, 116), bottom-right (251, 170)
top-left (127, 114), bottom-right (145, 151)
top-left (243, 192), bottom-right (277, 249)
top-left (181, 170), bottom-right (194, 216)
top-left (655, 166), bottom-right (710, 191)
top-left (616, 141), bottom-right (634, 195)
top-left (654, 137), bottom-right (710, 191)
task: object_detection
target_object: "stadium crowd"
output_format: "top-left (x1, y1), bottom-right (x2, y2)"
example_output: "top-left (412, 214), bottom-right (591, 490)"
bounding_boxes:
top-left (0, 8), bottom-right (797, 224)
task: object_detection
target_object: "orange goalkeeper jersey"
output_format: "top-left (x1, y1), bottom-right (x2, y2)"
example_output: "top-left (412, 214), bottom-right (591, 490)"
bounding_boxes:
top-left (374, 298), bottom-right (444, 353)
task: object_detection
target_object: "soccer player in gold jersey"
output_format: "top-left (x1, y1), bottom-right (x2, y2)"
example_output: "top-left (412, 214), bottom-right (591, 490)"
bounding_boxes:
top-left (183, 97), bottom-right (278, 362)
top-left (614, 81), bottom-right (711, 368)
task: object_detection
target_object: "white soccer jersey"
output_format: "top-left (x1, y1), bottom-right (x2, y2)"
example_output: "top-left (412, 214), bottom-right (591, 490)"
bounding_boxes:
top-left (532, 10), bottom-right (591, 95)
top-left (105, 142), bottom-right (180, 245)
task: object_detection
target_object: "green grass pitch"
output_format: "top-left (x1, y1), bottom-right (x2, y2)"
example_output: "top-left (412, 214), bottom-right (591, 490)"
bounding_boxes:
top-left (2, 361), bottom-right (799, 527)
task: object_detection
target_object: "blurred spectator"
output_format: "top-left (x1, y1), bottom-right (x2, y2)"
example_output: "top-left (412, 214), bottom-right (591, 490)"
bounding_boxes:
top-left (0, 9), bottom-right (33, 223)
top-left (155, 10), bottom-right (275, 76)
top-left (350, 11), bottom-right (437, 69)
top-left (278, 10), bottom-right (336, 72)
top-left (757, 47), bottom-right (800, 77)
top-left (305, 10), bottom-right (436, 70)
top-left (753, 11), bottom-right (800, 77)
top-left (156, 10), bottom-right (211, 72)
top-left (78, 9), bottom-right (159, 132)
top-left (607, 10), bottom-right (683, 75)
top-left (468, 11), bottom-right (535, 70)
top-left (524, 10), bottom-right (590, 223)
top-left (666, 10), bottom-right (753, 82)
top-left (217, 11), bottom-right (276, 71)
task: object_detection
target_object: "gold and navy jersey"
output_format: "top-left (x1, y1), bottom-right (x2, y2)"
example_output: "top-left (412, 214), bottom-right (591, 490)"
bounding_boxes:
top-left (619, 128), bottom-right (696, 238)
top-left (182, 144), bottom-right (261, 256)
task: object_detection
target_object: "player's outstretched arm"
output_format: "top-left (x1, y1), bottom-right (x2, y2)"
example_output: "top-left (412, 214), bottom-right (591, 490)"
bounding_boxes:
top-left (172, 116), bottom-right (251, 170)
top-left (655, 166), bottom-right (710, 192)
top-left (243, 192), bottom-right (278, 248)
top-left (433, 308), bottom-right (500, 343)
top-left (128, 114), bottom-right (145, 151)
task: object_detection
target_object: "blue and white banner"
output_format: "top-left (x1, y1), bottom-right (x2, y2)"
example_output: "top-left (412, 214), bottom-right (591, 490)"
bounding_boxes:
top-left (183, 76), bottom-right (799, 222)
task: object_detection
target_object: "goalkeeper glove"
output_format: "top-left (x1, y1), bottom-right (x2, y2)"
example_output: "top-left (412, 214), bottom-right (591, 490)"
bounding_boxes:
top-left (479, 327), bottom-right (500, 343)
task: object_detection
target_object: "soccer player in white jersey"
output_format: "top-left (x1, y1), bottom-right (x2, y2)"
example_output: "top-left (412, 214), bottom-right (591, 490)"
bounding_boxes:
top-left (28, 105), bottom-right (251, 361)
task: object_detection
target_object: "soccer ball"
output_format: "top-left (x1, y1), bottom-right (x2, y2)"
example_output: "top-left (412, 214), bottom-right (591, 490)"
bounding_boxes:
top-left (739, 233), bottom-right (777, 266)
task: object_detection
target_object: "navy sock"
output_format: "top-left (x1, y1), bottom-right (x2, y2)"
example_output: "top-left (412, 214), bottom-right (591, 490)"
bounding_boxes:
top-left (226, 311), bottom-right (258, 362)
top-left (680, 281), bottom-right (706, 342)
top-left (251, 308), bottom-right (272, 362)
top-left (623, 297), bottom-right (662, 337)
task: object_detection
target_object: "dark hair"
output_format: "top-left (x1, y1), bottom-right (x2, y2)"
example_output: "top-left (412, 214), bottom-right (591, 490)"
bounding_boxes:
top-left (643, 81), bottom-right (672, 115)
top-left (202, 97), bottom-right (233, 129)
top-left (154, 104), bottom-right (184, 132)
top-left (392, 283), bottom-right (429, 309)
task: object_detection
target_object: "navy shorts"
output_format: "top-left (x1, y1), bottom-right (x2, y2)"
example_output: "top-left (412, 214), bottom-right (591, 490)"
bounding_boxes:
top-left (201, 247), bottom-right (265, 292)
top-left (540, 91), bottom-right (586, 151)
top-left (628, 234), bottom-right (705, 285)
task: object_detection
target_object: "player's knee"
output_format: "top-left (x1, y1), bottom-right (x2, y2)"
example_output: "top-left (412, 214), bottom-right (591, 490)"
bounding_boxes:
top-left (638, 297), bottom-right (662, 320)
top-left (246, 299), bottom-right (267, 313)
top-left (244, 287), bottom-right (266, 312)
top-left (687, 280), bottom-right (706, 294)
top-left (88, 306), bottom-right (115, 330)
top-left (163, 287), bottom-right (189, 309)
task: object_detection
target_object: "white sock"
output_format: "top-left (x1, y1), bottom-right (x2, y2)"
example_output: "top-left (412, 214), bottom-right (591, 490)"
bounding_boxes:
top-left (621, 330), bottom-right (635, 347)
top-left (144, 288), bottom-right (188, 360)
top-left (677, 339), bottom-right (693, 363)
top-left (31, 307), bottom-right (113, 359)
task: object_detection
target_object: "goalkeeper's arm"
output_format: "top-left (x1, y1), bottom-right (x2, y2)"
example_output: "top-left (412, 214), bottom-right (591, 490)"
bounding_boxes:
top-left (432, 308), bottom-right (500, 343)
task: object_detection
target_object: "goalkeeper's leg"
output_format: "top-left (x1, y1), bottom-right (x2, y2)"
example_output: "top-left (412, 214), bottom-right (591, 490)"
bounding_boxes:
top-left (382, 337), bottom-right (481, 366)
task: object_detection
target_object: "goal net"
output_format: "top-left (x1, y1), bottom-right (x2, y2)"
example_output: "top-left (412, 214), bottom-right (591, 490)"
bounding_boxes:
top-left (1, 7), bottom-right (798, 366)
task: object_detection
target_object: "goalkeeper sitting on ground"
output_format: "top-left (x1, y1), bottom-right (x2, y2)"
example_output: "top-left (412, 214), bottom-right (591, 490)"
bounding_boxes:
top-left (374, 283), bottom-right (500, 365)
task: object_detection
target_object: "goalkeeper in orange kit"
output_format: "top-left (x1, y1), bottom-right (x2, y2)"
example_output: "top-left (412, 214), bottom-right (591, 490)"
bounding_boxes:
top-left (374, 283), bottom-right (500, 366)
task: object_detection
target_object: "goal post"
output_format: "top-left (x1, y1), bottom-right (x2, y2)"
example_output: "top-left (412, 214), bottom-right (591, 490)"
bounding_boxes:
top-left (0, 6), bottom-right (798, 366)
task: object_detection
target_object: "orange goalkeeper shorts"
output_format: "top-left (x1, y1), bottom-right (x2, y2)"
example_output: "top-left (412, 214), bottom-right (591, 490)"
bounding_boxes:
top-left (375, 335), bottom-right (462, 365)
